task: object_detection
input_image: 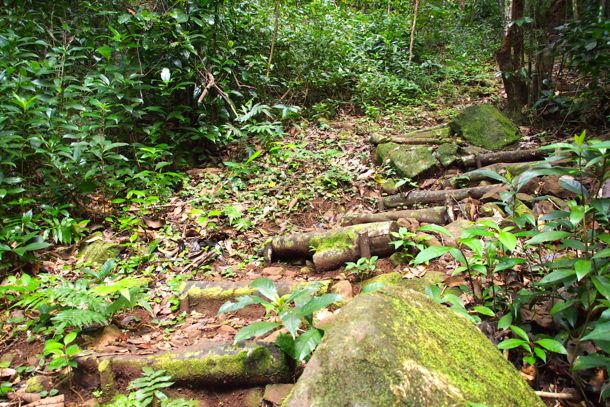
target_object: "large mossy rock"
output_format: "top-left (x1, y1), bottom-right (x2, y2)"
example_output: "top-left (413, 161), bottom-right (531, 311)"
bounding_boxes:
top-left (450, 104), bottom-right (520, 151)
top-left (284, 287), bottom-right (542, 407)
top-left (376, 143), bottom-right (437, 179)
top-left (78, 233), bottom-right (121, 264)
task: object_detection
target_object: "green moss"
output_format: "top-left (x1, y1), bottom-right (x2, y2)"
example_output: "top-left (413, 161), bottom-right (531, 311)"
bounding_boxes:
top-left (376, 143), bottom-right (437, 179)
top-left (25, 376), bottom-right (45, 393)
top-left (310, 230), bottom-right (357, 254)
top-left (98, 359), bottom-right (116, 397)
top-left (450, 104), bottom-right (520, 151)
top-left (140, 344), bottom-right (290, 383)
top-left (437, 143), bottom-right (458, 167)
top-left (360, 272), bottom-right (405, 291)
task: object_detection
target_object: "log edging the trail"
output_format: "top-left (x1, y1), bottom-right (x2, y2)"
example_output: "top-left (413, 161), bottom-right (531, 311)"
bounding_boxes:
top-left (341, 206), bottom-right (449, 226)
top-left (90, 341), bottom-right (291, 395)
top-left (383, 185), bottom-right (505, 209)
top-left (264, 221), bottom-right (397, 271)
top-left (458, 149), bottom-right (544, 168)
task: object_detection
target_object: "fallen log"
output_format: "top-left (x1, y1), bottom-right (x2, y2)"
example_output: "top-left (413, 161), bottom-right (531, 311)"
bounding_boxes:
top-left (383, 185), bottom-right (504, 208)
top-left (459, 149), bottom-right (544, 168)
top-left (341, 206), bottom-right (449, 226)
top-left (265, 221), bottom-right (397, 271)
top-left (449, 161), bottom-right (541, 187)
top-left (96, 341), bottom-right (291, 391)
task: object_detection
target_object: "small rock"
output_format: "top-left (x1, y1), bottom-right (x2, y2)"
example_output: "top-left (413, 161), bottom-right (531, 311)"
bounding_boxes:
top-left (331, 281), bottom-right (353, 302)
top-left (242, 387), bottom-right (264, 407)
top-left (25, 375), bottom-right (51, 393)
top-left (262, 266), bottom-right (284, 276)
top-left (264, 383), bottom-right (294, 405)
top-left (218, 325), bottom-right (237, 335)
top-left (91, 325), bottom-right (122, 351)
top-left (299, 266), bottom-right (313, 275)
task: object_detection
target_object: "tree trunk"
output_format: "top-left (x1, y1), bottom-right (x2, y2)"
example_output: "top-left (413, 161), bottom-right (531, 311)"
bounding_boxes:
top-left (408, 0), bottom-right (420, 64)
top-left (496, 0), bottom-right (528, 117)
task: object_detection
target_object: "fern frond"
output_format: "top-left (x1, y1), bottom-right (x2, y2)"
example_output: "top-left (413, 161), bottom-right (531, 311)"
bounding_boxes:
top-left (52, 309), bottom-right (107, 329)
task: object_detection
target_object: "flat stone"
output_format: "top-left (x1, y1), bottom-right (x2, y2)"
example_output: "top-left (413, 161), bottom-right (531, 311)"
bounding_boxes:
top-left (376, 143), bottom-right (437, 179)
top-left (331, 280), bottom-right (353, 303)
top-left (264, 383), bottom-right (294, 405)
top-left (262, 266), bottom-right (285, 276)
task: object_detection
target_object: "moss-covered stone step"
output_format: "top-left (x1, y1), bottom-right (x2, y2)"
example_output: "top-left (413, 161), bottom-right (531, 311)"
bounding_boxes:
top-left (97, 341), bottom-right (292, 394)
top-left (284, 286), bottom-right (543, 407)
top-left (450, 104), bottom-right (521, 151)
top-left (375, 142), bottom-right (459, 179)
top-left (370, 124), bottom-right (451, 145)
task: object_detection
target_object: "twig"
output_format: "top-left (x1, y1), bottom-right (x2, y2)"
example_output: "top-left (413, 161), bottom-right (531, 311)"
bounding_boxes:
top-left (534, 390), bottom-right (578, 400)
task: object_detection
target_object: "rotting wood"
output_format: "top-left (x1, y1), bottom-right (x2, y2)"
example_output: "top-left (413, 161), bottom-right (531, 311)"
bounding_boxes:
top-left (342, 206), bottom-right (449, 226)
top-left (265, 221), bottom-right (397, 262)
top-left (358, 232), bottom-right (371, 259)
top-left (449, 161), bottom-right (541, 187)
top-left (95, 341), bottom-right (291, 389)
top-left (383, 185), bottom-right (504, 208)
top-left (459, 148), bottom-right (544, 168)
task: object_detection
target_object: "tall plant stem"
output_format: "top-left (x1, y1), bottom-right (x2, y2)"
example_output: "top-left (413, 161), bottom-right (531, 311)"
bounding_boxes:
top-left (266, 0), bottom-right (281, 78)
top-left (408, 0), bottom-right (419, 64)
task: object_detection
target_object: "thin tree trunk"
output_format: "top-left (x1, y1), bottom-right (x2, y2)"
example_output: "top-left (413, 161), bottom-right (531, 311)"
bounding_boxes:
top-left (266, 0), bottom-right (281, 78)
top-left (408, 0), bottom-right (420, 64)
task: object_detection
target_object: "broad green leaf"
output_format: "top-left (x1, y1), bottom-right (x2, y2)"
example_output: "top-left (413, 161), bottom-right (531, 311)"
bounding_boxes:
top-left (234, 321), bottom-right (279, 343)
top-left (573, 354), bottom-right (610, 370)
top-left (593, 248), bottom-right (610, 259)
top-left (581, 321), bottom-right (610, 342)
top-left (510, 325), bottom-right (530, 342)
top-left (533, 347), bottom-right (547, 363)
top-left (294, 328), bottom-right (323, 361)
top-left (535, 339), bottom-right (567, 355)
top-left (525, 231), bottom-right (570, 245)
top-left (550, 299), bottom-right (577, 315)
top-left (498, 230), bottom-right (517, 252)
top-left (250, 278), bottom-right (279, 301)
top-left (592, 276), bottom-right (610, 300)
top-left (497, 338), bottom-right (527, 350)
top-left (413, 246), bottom-right (452, 265)
top-left (575, 259), bottom-right (592, 281)
top-left (218, 295), bottom-right (266, 314)
top-left (559, 176), bottom-right (588, 197)
top-left (279, 310), bottom-right (302, 338)
top-left (497, 313), bottom-right (512, 330)
top-left (473, 306), bottom-right (495, 317)
top-left (468, 169), bottom-right (508, 185)
top-left (300, 294), bottom-right (341, 316)
top-left (538, 269), bottom-right (576, 285)
top-left (417, 224), bottom-right (452, 236)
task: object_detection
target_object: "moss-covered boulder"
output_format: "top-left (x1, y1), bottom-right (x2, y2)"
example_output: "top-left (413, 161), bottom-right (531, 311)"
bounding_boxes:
top-left (78, 233), bottom-right (121, 264)
top-left (376, 143), bottom-right (437, 179)
top-left (101, 341), bottom-right (291, 389)
top-left (450, 104), bottom-right (520, 151)
top-left (284, 287), bottom-right (542, 407)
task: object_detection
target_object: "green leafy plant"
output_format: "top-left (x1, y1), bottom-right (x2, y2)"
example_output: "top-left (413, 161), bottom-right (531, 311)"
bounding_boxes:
top-left (104, 368), bottom-right (196, 407)
top-left (345, 256), bottom-right (378, 280)
top-left (42, 331), bottom-right (81, 371)
top-left (219, 278), bottom-right (341, 361)
top-left (497, 324), bottom-right (568, 366)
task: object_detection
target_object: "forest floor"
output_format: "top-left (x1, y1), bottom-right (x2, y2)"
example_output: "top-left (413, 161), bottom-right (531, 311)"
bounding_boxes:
top-left (3, 80), bottom-right (583, 406)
